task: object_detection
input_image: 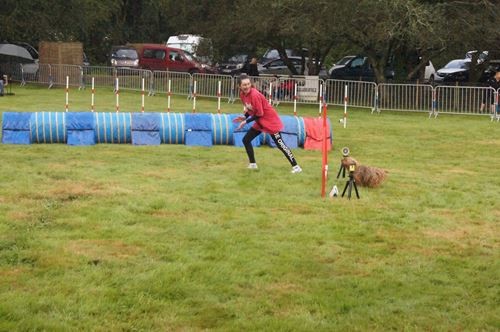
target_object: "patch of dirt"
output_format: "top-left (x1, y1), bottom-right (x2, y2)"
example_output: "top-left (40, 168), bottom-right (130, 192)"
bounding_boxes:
top-left (65, 239), bottom-right (142, 261)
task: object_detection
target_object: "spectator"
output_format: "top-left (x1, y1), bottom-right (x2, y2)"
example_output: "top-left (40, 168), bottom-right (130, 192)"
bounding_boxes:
top-left (242, 57), bottom-right (259, 77)
top-left (480, 70), bottom-right (500, 113)
top-left (0, 70), bottom-right (5, 97)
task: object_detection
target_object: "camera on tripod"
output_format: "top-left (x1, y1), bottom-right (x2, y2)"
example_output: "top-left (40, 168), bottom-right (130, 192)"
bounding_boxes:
top-left (342, 147), bottom-right (350, 157)
top-left (336, 146), bottom-right (360, 199)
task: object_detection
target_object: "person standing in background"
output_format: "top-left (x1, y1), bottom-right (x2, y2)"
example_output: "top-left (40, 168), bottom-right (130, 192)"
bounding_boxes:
top-left (480, 70), bottom-right (500, 114)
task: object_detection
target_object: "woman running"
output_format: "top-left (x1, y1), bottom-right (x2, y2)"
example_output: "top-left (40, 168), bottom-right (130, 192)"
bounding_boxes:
top-left (233, 74), bottom-right (302, 173)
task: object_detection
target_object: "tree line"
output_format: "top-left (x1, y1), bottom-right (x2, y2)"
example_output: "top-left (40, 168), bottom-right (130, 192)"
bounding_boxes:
top-left (1, 0), bottom-right (499, 82)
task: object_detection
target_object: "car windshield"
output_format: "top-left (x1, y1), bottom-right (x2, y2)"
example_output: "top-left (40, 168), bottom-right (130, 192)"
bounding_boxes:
top-left (184, 51), bottom-right (196, 62)
top-left (227, 54), bottom-right (247, 63)
top-left (263, 49), bottom-right (295, 59)
top-left (113, 49), bottom-right (137, 59)
top-left (444, 60), bottom-right (470, 69)
top-left (336, 56), bottom-right (355, 65)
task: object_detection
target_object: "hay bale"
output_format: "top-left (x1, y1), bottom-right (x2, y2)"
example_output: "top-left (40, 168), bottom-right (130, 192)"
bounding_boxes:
top-left (39, 42), bottom-right (83, 65)
top-left (341, 156), bottom-right (387, 188)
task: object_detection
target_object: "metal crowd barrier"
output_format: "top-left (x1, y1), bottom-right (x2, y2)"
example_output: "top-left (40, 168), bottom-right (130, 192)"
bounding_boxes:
top-left (378, 83), bottom-right (433, 113)
top-left (152, 71), bottom-right (192, 97)
top-left (114, 68), bottom-right (151, 92)
top-left (4, 62), bottom-right (499, 120)
top-left (243, 75), bottom-right (276, 102)
top-left (276, 76), bottom-right (324, 105)
top-left (49, 64), bottom-right (82, 88)
top-left (81, 66), bottom-right (115, 89)
top-left (19, 63), bottom-right (52, 87)
top-left (324, 79), bottom-right (377, 110)
top-left (434, 86), bottom-right (495, 116)
top-left (192, 73), bottom-right (233, 102)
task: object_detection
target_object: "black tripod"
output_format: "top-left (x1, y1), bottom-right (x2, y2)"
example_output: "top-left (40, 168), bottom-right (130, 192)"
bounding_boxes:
top-left (341, 165), bottom-right (360, 199)
top-left (336, 161), bottom-right (347, 179)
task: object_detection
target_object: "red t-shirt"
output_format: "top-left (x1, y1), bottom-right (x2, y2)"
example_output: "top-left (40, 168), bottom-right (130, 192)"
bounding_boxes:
top-left (240, 87), bottom-right (283, 134)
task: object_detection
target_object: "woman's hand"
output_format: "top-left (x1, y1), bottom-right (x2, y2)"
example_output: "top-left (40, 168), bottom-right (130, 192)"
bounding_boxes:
top-left (236, 119), bottom-right (247, 130)
top-left (232, 115), bottom-right (246, 123)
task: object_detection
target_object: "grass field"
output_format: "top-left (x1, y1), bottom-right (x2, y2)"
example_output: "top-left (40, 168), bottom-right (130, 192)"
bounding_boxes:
top-left (0, 83), bottom-right (499, 331)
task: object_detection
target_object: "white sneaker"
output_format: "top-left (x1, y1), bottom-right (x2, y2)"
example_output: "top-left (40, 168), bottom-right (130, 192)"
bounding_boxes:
top-left (291, 165), bottom-right (302, 173)
top-left (247, 163), bottom-right (258, 169)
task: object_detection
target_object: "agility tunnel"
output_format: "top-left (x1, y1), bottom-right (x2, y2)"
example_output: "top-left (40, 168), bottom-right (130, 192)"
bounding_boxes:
top-left (2, 111), bottom-right (332, 149)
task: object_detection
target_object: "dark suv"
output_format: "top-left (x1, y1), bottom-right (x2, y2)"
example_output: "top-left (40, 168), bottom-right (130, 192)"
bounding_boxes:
top-left (329, 55), bottom-right (395, 82)
top-left (216, 54), bottom-right (249, 76)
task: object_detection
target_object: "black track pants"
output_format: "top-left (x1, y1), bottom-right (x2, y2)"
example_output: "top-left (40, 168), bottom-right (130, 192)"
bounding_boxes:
top-left (242, 128), bottom-right (298, 166)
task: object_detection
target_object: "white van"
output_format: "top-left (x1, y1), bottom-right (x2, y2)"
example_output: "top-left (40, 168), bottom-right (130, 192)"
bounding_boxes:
top-left (166, 34), bottom-right (212, 64)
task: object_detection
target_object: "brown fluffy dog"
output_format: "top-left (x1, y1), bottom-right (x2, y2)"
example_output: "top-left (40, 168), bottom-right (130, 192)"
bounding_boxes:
top-left (341, 156), bottom-right (387, 188)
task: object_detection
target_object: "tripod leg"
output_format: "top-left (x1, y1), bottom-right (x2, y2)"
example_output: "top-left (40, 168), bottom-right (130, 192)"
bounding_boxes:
top-left (353, 181), bottom-right (360, 199)
top-left (341, 179), bottom-right (349, 197)
top-left (347, 180), bottom-right (353, 199)
top-left (336, 165), bottom-right (343, 179)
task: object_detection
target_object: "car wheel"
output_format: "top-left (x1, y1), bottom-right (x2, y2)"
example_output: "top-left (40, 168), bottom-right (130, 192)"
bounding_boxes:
top-left (189, 69), bottom-right (199, 75)
top-left (428, 75), bottom-right (435, 85)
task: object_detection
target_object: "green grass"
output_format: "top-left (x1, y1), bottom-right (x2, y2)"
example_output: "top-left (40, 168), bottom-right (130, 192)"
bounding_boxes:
top-left (0, 83), bottom-right (499, 331)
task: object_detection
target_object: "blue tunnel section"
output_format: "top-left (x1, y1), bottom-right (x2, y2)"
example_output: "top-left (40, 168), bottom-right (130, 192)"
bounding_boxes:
top-left (30, 112), bottom-right (67, 144)
top-left (2, 111), bottom-right (331, 148)
top-left (95, 112), bottom-right (132, 144)
top-left (159, 112), bottom-right (184, 144)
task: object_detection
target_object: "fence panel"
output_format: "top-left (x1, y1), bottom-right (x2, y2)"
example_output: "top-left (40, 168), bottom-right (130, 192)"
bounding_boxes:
top-left (378, 83), bottom-right (433, 112)
top-left (152, 71), bottom-right (192, 96)
top-left (115, 68), bottom-right (151, 92)
top-left (243, 75), bottom-right (278, 102)
top-left (49, 64), bottom-right (82, 87)
top-left (192, 73), bottom-right (233, 101)
top-left (82, 66), bottom-right (116, 89)
top-left (274, 76), bottom-right (323, 105)
top-left (324, 79), bottom-right (376, 109)
top-left (435, 86), bottom-right (495, 115)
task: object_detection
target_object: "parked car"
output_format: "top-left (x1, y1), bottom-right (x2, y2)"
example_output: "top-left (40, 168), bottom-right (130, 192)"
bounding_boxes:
top-left (259, 57), bottom-right (303, 75)
top-left (259, 48), bottom-right (307, 64)
top-left (139, 44), bottom-right (214, 73)
top-left (110, 46), bottom-right (139, 68)
top-left (259, 56), bottom-right (327, 77)
top-left (216, 54), bottom-right (249, 76)
top-left (166, 34), bottom-right (213, 64)
top-left (465, 50), bottom-right (489, 63)
top-left (423, 60), bottom-right (436, 83)
top-left (433, 59), bottom-right (471, 83)
top-left (329, 55), bottom-right (395, 82)
top-left (483, 59), bottom-right (500, 81)
top-left (433, 56), bottom-right (499, 84)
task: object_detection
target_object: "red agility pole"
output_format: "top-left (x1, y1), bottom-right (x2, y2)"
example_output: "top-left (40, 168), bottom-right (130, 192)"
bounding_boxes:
top-left (321, 102), bottom-right (328, 198)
